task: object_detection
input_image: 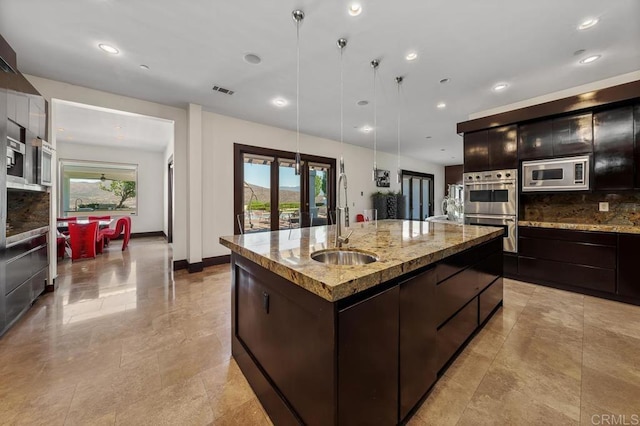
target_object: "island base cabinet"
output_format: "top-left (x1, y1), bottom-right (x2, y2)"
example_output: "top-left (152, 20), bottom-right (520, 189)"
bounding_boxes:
top-left (399, 268), bottom-right (437, 421)
top-left (338, 286), bottom-right (399, 426)
top-left (437, 300), bottom-right (478, 371)
top-left (480, 278), bottom-right (503, 324)
top-left (618, 234), bottom-right (640, 300)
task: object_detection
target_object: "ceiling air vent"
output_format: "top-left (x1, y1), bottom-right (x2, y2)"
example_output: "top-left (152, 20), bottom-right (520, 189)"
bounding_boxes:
top-left (212, 85), bottom-right (234, 95)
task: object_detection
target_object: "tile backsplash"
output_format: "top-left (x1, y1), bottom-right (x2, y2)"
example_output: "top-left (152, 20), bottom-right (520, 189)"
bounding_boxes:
top-left (6, 190), bottom-right (50, 236)
top-left (521, 192), bottom-right (640, 226)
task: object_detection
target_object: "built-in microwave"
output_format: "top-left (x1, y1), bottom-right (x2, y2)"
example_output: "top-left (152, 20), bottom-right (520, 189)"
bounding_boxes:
top-left (522, 155), bottom-right (590, 192)
top-left (32, 138), bottom-right (53, 187)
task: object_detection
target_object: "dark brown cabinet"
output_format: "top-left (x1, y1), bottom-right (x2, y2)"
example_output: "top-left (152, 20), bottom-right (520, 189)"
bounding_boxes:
top-left (552, 112), bottom-right (593, 156)
top-left (399, 268), bottom-right (437, 421)
top-left (618, 234), bottom-right (640, 300)
top-left (593, 106), bottom-right (635, 190)
top-left (635, 105), bottom-right (640, 189)
top-left (519, 120), bottom-right (553, 160)
top-left (464, 125), bottom-right (517, 172)
top-left (339, 286), bottom-right (399, 425)
top-left (463, 130), bottom-right (489, 172)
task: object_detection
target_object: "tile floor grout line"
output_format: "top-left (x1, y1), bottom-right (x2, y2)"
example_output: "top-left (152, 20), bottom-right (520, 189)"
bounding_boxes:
top-left (62, 383), bottom-right (78, 425)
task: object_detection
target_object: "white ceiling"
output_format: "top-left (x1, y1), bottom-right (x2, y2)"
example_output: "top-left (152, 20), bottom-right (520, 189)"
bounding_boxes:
top-left (54, 101), bottom-right (173, 152)
top-left (2, 0), bottom-right (639, 165)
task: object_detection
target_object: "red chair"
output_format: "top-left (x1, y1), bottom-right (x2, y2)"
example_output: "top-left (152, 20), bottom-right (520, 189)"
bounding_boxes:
top-left (356, 214), bottom-right (365, 223)
top-left (99, 216), bottom-right (132, 251)
top-left (88, 215), bottom-right (111, 221)
top-left (57, 236), bottom-right (67, 259)
top-left (57, 217), bottom-right (77, 222)
top-left (69, 222), bottom-right (99, 261)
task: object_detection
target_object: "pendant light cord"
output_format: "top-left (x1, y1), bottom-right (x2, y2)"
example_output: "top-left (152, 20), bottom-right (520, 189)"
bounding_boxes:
top-left (340, 45), bottom-right (344, 172)
top-left (373, 63), bottom-right (377, 179)
top-left (296, 20), bottom-right (300, 156)
top-left (397, 78), bottom-right (402, 183)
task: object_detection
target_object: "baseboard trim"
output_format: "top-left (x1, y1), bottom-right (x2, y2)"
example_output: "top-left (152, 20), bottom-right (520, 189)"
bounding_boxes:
top-left (130, 231), bottom-right (165, 239)
top-left (173, 255), bottom-right (231, 272)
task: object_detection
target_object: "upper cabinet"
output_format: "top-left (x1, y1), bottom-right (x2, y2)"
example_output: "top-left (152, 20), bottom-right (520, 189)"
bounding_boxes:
top-left (28, 96), bottom-right (46, 139)
top-left (635, 105), bottom-right (640, 189)
top-left (464, 125), bottom-right (518, 172)
top-left (593, 106), bottom-right (635, 191)
top-left (7, 90), bottom-right (29, 128)
top-left (518, 120), bottom-right (553, 160)
top-left (551, 112), bottom-right (593, 156)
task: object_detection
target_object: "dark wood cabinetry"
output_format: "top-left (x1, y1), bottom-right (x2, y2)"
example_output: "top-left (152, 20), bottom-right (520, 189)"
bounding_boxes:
top-left (464, 126), bottom-right (518, 172)
top-left (635, 105), bottom-right (640, 188)
top-left (618, 234), bottom-right (640, 300)
top-left (593, 106), bottom-right (635, 190)
top-left (399, 268), bottom-right (437, 420)
top-left (231, 237), bottom-right (503, 425)
top-left (552, 112), bottom-right (593, 156)
top-left (519, 120), bottom-right (553, 160)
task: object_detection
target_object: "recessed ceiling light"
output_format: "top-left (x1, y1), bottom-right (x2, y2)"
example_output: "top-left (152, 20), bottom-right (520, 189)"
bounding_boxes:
top-left (436, 102), bottom-right (446, 109)
top-left (272, 98), bottom-right (288, 107)
top-left (439, 78), bottom-right (450, 84)
top-left (493, 83), bottom-right (509, 92)
top-left (348, 3), bottom-right (362, 16)
top-left (573, 49), bottom-right (586, 56)
top-left (578, 18), bottom-right (599, 30)
top-left (139, 64), bottom-right (150, 70)
top-left (244, 54), bottom-right (262, 65)
top-left (361, 126), bottom-right (372, 133)
top-left (98, 43), bottom-right (119, 54)
top-left (440, 149), bottom-right (446, 152)
top-left (115, 126), bottom-right (121, 130)
top-left (57, 128), bottom-right (64, 132)
top-left (425, 136), bottom-right (432, 139)
top-left (406, 52), bottom-right (418, 61)
top-left (357, 100), bottom-right (369, 106)
top-left (580, 54), bottom-right (601, 64)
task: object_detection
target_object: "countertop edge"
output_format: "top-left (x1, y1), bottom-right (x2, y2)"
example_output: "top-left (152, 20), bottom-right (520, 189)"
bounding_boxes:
top-left (220, 228), bottom-right (503, 302)
top-left (518, 221), bottom-right (640, 235)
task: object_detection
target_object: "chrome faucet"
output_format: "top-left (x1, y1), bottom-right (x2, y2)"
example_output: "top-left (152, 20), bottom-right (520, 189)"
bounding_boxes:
top-left (75, 198), bottom-right (84, 211)
top-left (335, 158), bottom-right (353, 248)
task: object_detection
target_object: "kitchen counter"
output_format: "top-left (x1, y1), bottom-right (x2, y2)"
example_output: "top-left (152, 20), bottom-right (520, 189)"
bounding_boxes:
top-left (518, 220), bottom-right (640, 235)
top-left (220, 219), bottom-right (502, 302)
top-left (6, 225), bottom-right (49, 246)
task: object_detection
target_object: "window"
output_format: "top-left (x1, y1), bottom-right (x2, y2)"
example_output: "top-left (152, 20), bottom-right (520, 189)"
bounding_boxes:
top-left (401, 170), bottom-right (434, 220)
top-left (234, 144), bottom-right (336, 234)
top-left (59, 160), bottom-right (138, 217)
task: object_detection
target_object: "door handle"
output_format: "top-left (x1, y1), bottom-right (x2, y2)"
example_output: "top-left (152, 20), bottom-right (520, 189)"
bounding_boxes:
top-left (263, 292), bottom-right (270, 314)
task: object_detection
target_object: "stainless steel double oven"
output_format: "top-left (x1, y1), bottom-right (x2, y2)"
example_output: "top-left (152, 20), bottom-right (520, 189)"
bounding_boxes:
top-left (464, 169), bottom-right (517, 253)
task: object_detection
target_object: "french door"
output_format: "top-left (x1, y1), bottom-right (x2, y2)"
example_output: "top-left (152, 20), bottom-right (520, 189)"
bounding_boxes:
top-left (234, 144), bottom-right (336, 234)
top-left (401, 170), bottom-right (434, 220)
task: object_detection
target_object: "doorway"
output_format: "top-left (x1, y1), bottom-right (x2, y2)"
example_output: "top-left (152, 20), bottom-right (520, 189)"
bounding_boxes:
top-left (401, 170), bottom-right (435, 220)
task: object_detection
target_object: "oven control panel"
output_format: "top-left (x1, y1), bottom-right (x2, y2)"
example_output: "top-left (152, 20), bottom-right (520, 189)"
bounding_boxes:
top-left (463, 169), bottom-right (517, 184)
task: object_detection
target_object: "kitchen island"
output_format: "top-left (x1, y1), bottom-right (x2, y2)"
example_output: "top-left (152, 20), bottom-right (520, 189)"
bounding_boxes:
top-left (220, 220), bottom-right (504, 425)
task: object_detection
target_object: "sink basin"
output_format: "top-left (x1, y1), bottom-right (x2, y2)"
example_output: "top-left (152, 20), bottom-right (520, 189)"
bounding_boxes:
top-left (310, 249), bottom-right (378, 265)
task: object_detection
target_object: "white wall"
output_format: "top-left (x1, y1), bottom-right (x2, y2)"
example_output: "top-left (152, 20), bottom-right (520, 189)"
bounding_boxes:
top-left (202, 111), bottom-right (445, 258)
top-left (57, 141), bottom-right (165, 233)
top-left (469, 70), bottom-right (640, 119)
top-left (25, 75), bottom-right (188, 262)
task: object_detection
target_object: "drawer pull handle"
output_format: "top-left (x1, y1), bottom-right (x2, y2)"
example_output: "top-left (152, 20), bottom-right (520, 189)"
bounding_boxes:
top-left (263, 292), bottom-right (270, 314)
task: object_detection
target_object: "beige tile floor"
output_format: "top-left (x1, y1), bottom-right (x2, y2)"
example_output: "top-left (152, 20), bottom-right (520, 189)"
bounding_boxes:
top-left (1, 237), bottom-right (639, 425)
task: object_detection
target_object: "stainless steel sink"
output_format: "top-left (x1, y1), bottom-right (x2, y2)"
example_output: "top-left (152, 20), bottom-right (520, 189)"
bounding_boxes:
top-left (310, 249), bottom-right (378, 265)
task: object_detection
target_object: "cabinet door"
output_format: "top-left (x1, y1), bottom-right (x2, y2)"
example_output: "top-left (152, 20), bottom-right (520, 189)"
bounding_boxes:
top-left (399, 268), bottom-right (436, 421)
top-left (463, 130), bottom-right (489, 172)
top-left (552, 113), bottom-right (593, 156)
top-left (519, 120), bottom-right (553, 160)
top-left (488, 125), bottom-right (518, 170)
top-left (339, 286), bottom-right (399, 425)
top-left (28, 97), bottom-right (40, 137)
top-left (593, 106), bottom-right (634, 190)
top-left (635, 105), bottom-right (640, 188)
top-left (15, 93), bottom-right (29, 128)
top-left (7, 91), bottom-right (17, 122)
top-left (618, 234), bottom-right (640, 300)
top-left (39, 99), bottom-right (47, 139)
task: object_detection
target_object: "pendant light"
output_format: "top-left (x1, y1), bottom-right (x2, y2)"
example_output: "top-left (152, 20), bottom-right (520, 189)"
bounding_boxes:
top-left (337, 38), bottom-right (347, 175)
top-left (371, 59), bottom-right (379, 181)
top-left (292, 10), bottom-right (304, 175)
top-left (395, 76), bottom-right (403, 184)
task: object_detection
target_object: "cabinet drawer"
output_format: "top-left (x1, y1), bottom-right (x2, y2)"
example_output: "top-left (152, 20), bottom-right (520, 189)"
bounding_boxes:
top-left (436, 238), bottom-right (502, 282)
top-left (479, 278), bottom-right (503, 324)
top-left (519, 237), bottom-right (616, 269)
top-left (6, 280), bottom-right (32, 325)
top-left (6, 252), bottom-right (33, 295)
top-left (6, 234), bottom-right (47, 259)
top-left (31, 268), bottom-right (47, 302)
top-left (437, 300), bottom-right (478, 371)
top-left (31, 245), bottom-right (48, 274)
top-left (519, 226), bottom-right (617, 246)
top-left (518, 256), bottom-right (615, 294)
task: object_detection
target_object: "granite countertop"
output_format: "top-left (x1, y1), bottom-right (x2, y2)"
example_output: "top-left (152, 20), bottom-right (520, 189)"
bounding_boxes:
top-left (219, 219), bottom-right (503, 302)
top-left (6, 225), bottom-right (50, 245)
top-left (518, 220), bottom-right (640, 235)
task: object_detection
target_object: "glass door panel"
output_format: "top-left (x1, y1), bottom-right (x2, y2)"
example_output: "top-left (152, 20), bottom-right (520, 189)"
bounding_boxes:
top-left (242, 154), bottom-right (273, 233)
top-left (278, 159), bottom-right (302, 229)
top-left (411, 178), bottom-right (421, 220)
top-left (402, 177), bottom-right (411, 220)
top-left (309, 163), bottom-right (331, 226)
top-left (421, 178), bottom-right (431, 220)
